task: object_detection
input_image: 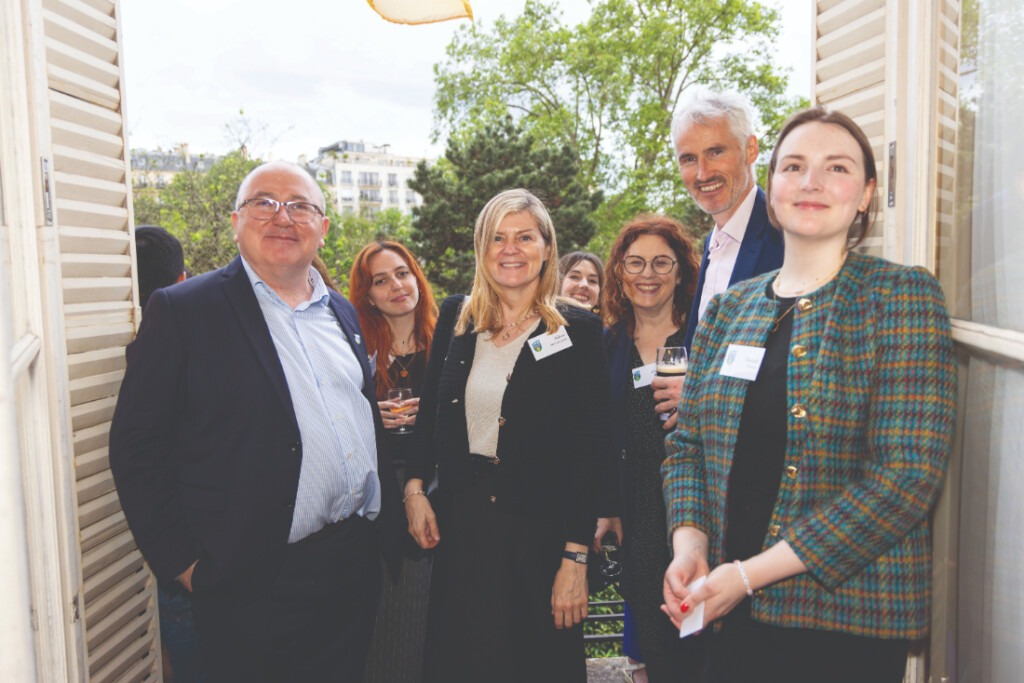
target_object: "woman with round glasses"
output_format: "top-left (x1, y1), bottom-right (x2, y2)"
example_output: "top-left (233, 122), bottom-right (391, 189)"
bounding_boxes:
top-left (403, 189), bottom-right (612, 682)
top-left (660, 108), bottom-right (956, 682)
top-left (600, 214), bottom-right (701, 681)
top-left (348, 240), bottom-right (438, 682)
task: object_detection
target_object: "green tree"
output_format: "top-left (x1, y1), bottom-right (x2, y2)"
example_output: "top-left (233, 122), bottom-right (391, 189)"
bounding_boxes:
top-left (133, 150), bottom-right (260, 274)
top-left (409, 116), bottom-right (602, 294)
top-left (432, 0), bottom-right (800, 244)
top-left (320, 208), bottom-right (414, 295)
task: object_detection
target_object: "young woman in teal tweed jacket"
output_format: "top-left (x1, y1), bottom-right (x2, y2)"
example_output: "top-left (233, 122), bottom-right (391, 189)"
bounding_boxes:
top-left (660, 108), bottom-right (957, 683)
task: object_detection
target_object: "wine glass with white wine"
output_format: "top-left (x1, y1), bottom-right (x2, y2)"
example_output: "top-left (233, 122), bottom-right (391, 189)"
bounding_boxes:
top-left (387, 387), bottom-right (414, 434)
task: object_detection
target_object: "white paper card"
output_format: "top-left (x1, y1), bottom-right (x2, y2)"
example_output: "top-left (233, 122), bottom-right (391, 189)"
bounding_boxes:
top-left (528, 328), bottom-right (573, 360)
top-left (678, 575), bottom-right (707, 638)
top-left (631, 363), bottom-right (656, 389)
top-left (719, 344), bottom-right (766, 381)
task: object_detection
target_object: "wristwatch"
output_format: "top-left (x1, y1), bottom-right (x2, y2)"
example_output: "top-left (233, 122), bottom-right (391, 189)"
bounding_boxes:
top-left (563, 550), bottom-right (588, 565)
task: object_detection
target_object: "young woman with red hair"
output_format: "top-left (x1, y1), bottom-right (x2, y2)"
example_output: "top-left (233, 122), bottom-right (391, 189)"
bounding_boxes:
top-left (348, 239), bottom-right (438, 682)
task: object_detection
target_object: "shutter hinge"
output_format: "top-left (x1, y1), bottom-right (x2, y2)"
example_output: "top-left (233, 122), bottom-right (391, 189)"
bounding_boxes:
top-left (887, 142), bottom-right (896, 208)
top-left (40, 157), bottom-right (54, 226)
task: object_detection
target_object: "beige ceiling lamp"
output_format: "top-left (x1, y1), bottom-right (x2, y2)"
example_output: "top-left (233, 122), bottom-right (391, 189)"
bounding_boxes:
top-left (367, 0), bottom-right (473, 24)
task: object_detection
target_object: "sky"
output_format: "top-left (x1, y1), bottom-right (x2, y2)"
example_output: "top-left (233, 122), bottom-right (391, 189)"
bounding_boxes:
top-left (120, 0), bottom-right (812, 162)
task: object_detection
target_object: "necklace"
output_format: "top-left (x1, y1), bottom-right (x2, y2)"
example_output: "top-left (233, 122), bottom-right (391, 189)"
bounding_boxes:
top-left (770, 299), bottom-right (800, 332)
top-left (393, 330), bottom-right (414, 351)
top-left (389, 351), bottom-right (416, 378)
top-left (772, 254), bottom-right (847, 298)
top-left (770, 256), bottom-right (847, 332)
top-left (501, 308), bottom-right (538, 341)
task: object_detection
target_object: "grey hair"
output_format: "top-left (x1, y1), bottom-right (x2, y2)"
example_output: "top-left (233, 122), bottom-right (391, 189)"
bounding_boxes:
top-left (671, 89), bottom-right (758, 149)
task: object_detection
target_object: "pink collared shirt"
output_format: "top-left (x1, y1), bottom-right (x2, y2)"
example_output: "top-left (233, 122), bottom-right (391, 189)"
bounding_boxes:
top-left (697, 185), bottom-right (759, 319)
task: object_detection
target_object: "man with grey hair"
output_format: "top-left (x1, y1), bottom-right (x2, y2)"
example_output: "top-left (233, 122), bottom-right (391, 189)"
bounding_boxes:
top-left (110, 161), bottom-right (401, 681)
top-left (673, 89), bottom-right (784, 348)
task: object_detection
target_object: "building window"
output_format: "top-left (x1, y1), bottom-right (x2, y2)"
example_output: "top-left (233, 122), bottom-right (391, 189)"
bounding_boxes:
top-left (340, 170), bottom-right (352, 184)
top-left (388, 190), bottom-right (398, 205)
top-left (358, 172), bottom-right (380, 186)
top-left (388, 173), bottom-right (398, 187)
top-left (940, 2), bottom-right (1024, 680)
top-left (359, 189), bottom-right (382, 202)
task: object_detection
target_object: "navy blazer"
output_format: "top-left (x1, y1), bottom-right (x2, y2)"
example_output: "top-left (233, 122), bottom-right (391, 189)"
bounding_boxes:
top-left (109, 257), bottom-right (401, 597)
top-left (682, 187), bottom-right (783, 350)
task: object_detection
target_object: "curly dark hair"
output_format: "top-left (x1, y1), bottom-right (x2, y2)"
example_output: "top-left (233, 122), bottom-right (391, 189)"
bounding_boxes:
top-left (601, 214), bottom-right (701, 334)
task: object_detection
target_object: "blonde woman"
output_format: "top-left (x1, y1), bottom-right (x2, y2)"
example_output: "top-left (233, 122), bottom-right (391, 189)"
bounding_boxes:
top-left (404, 189), bottom-right (612, 682)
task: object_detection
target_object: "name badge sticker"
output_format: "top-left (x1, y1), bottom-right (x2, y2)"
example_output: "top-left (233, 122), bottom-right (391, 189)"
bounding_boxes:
top-left (632, 363), bottom-right (656, 389)
top-left (529, 328), bottom-right (573, 360)
top-left (719, 344), bottom-right (766, 381)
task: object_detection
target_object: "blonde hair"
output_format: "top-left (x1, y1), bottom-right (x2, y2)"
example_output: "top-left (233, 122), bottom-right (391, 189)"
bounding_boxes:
top-left (455, 189), bottom-right (566, 336)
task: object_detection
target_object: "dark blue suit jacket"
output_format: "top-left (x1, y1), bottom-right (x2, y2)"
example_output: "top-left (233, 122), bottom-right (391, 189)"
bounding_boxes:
top-left (682, 187), bottom-right (784, 350)
top-left (109, 257), bottom-right (401, 598)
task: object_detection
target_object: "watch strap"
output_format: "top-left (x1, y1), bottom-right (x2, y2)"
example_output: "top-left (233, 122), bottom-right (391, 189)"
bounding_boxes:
top-left (563, 550), bottom-right (587, 565)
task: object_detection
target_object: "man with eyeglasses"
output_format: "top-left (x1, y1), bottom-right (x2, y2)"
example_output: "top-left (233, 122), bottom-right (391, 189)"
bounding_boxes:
top-left (110, 161), bottom-right (401, 682)
top-left (673, 89), bottom-right (785, 349)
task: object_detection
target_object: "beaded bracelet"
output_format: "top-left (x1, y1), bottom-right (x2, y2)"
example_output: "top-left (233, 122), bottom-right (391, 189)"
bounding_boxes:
top-left (734, 559), bottom-right (754, 597)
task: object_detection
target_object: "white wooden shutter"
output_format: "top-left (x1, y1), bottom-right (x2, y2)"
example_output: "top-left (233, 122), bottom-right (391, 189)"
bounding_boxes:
top-left (814, 0), bottom-right (959, 270)
top-left (21, 0), bottom-right (160, 679)
top-left (814, 0), bottom-right (888, 256)
top-left (814, 2), bottom-right (962, 681)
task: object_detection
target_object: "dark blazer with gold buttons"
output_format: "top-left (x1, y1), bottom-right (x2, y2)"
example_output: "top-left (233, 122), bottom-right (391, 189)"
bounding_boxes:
top-left (662, 252), bottom-right (956, 639)
top-left (407, 295), bottom-right (612, 546)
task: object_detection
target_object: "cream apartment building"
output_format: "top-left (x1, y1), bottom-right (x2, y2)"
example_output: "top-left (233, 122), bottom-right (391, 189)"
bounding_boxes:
top-left (302, 139), bottom-right (428, 217)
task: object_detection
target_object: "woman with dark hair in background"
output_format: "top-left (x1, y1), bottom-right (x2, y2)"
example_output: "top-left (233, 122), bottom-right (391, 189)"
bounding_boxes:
top-left (348, 240), bottom-right (438, 683)
top-left (600, 214), bottom-right (701, 682)
top-left (661, 108), bottom-right (956, 683)
top-left (404, 189), bottom-right (612, 682)
top-left (559, 251), bottom-right (604, 312)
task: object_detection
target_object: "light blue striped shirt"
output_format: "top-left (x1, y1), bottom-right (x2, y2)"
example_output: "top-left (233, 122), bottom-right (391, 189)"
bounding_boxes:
top-left (241, 259), bottom-right (381, 543)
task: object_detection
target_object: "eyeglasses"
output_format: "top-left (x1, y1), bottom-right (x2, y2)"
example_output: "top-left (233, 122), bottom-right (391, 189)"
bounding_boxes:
top-left (622, 255), bottom-right (677, 274)
top-left (239, 198), bottom-right (324, 224)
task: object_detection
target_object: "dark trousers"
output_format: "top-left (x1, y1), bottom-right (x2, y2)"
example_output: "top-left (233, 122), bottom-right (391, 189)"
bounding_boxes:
top-left (191, 516), bottom-right (381, 683)
top-left (710, 609), bottom-right (910, 683)
top-left (425, 471), bottom-right (586, 683)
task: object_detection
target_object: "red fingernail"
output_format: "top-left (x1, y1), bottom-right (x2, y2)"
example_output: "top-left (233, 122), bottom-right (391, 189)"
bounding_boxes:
top-left (680, 602), bottom-right (689, 613)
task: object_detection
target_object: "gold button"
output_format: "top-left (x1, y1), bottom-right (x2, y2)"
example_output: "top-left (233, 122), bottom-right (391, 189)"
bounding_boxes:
top-left (498, 416), bottom-right (507, 426)
top-left (489, 495), bottom-right (497, 504)
top-left (790, 404), bottom-right (807, 419)
top-left (768, 524), bottom-right (781, 537)
top-left (797, 298), bottom-right (813, 312)
top-left (791, 344), bottom-right (807, 358)
top-left (785, 465), bottom-right (798, 479)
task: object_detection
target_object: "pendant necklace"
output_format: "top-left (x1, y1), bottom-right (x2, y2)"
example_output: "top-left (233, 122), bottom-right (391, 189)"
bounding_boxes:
top-left (389, 351), bottom-right (415, 378)
top-left (771, 255), bottom-right (847, 331)
top-left (501, 308), bottom-right (538, 341)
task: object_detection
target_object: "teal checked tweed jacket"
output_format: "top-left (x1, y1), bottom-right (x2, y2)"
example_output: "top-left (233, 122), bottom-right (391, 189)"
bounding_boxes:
top-left (662, 252), bottom-right (956, 639)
